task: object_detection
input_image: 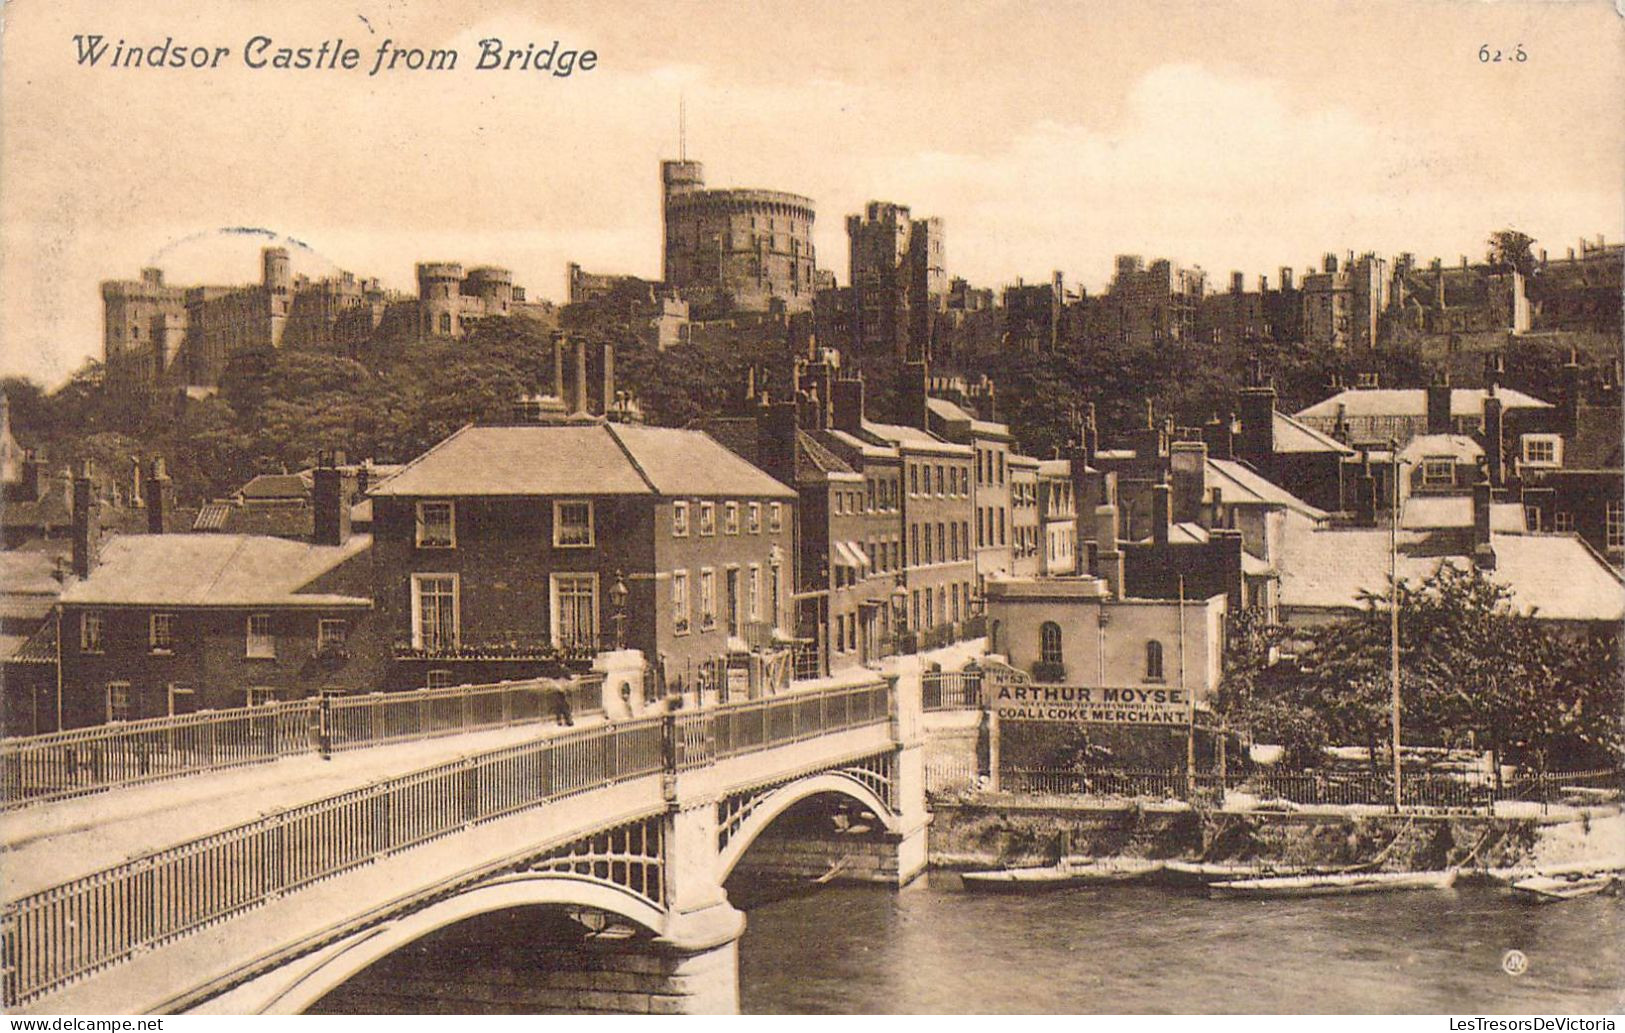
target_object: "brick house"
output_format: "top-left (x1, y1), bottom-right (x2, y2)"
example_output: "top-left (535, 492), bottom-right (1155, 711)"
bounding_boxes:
top-left (367, 420), bottom-right (796, 692)
top-left (54, 459), bottom-right (378, 729)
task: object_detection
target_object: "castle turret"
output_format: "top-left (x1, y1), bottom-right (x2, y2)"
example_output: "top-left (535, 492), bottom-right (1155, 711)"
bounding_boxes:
top-left (417, 262), bottom-right (466, 336)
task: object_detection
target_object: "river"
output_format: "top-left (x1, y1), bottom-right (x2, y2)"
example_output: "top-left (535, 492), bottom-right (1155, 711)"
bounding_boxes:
top-left (734, 875), bottom-right (1623, 1014)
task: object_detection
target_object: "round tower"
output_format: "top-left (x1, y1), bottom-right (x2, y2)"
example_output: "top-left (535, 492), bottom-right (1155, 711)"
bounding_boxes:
top-left (466, 266), bottom-right (514, 314)
top-left (417, 262), bottom-right (465, 336)
top-left (261, 247), bottom-right (292, 294)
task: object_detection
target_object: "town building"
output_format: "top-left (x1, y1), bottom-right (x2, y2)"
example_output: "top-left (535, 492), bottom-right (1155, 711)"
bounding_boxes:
top-left (660, 156), bottom-right (819, 316)
top-left (1292, 381), bottom-right (1551, 451)
top-left (985, 575), bottom-right (1226, 701)
top-left (1009, 454), bottom-right (1041, 577)
top-left (1037, 458), bottom-right (1079, 576)
top-left (845, 201), bottom-right (945, 360)
top-left (1384, 253), bottom-right (1529, 348)
top-left (910, 368), bottom-right (1016, 591)
top-left (1300, 251), bottom-right (1390, 350)
top-left (54, 456), bottom-right (379, 729)
top-left (368, 401), bottom-right (797, 693)
top-left (1090, 255), bottom-right (1206, 347)
top-left (1002, 273), bottom-right (1067, 353)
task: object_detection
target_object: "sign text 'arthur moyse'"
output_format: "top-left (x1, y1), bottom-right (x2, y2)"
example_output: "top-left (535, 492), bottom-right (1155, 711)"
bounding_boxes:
top-left (993, 684), bottom-right (1191, 725)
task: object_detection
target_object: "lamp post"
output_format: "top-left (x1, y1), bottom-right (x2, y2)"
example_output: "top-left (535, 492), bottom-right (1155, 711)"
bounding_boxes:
top-left (1388, 439), bottom-right (1403, 813)
top-left (610, 570), bottom-right (629, 651)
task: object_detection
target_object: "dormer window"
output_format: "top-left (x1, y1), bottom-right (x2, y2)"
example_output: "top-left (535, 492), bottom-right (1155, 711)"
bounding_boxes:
top-left (1520, 434), bottom-right (1561, 469)
top-left (1420, 458), bottom-right (1455, 488)
top-left (416, 501), bottom-right (456, 548)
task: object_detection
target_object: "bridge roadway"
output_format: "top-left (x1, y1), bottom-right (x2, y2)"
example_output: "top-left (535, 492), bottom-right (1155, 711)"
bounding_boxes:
top-left (3, 664), bottom-right (929, 1015)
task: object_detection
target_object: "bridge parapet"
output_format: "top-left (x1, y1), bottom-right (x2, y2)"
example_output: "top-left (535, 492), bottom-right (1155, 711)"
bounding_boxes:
top-left (1, 676), bottom-right (911, 1013)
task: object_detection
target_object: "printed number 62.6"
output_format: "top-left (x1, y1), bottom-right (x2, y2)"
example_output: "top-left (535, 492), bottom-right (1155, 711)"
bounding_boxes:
top-left (1479, 45), bottom-right (1527, 62)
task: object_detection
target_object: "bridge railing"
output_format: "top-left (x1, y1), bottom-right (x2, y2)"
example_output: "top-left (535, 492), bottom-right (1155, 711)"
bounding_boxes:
top-left (0, 675), bottom-right (605, 810)
top-left (671, 679), bottom-right (891, 770)
top-left (921, 670), bottom-right (983, 711)
top-left (0, 714), bottom-right (664, 1009)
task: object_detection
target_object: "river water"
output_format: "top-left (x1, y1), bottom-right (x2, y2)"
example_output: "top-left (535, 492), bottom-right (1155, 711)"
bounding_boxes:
top-left (735, 875), bottom-right (1623, 1014)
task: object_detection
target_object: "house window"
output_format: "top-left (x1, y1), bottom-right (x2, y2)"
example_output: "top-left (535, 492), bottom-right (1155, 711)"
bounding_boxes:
top-left (699, 502), bottom-right (716, 536)
top-left (106, 682), bottom-right (132, 722)
top-left (672, 501), bottom-right (690, 537)
top-left (1040, 622), bottom-right (1063, 666)
top-left (938, 523), bottom-right (947, 563)
top-left (1554, 511), bottom-right (1575, 533)
top-left (150, 612), bottom-right (176, 653)
top-left (553, 499), bottom-right (595, 548)
top-left (439, 313), bottom-right (453, 334)
top-left (246, 614), bottom-right (275, 658)
top-left (1608, 500), bottom-right (1624, 550)
top-left (672, 571), bottom-right (691, 634)
top-left (910, 465), bottom-right (919, 495)
top-left (426, 670), bottom-right (455, 690)
top-left (1421, 458), bottom-right (1455, 488)
top-left (1525, 506), bottom-right (1543, 533)
top-left (246, 686), bottom-right (280, 707)
top-left (167, 684), bottom-right (197, 716)
top-left (318, 619), bottom-right (348, 650)
top-left (724, 502), bottom-right (740, 535)
top-left (1145, 640), bottom-right (1165, 681)
top-left (411, 574), bottom-right (459, 652)
top-left (747, 502), bottom-right (761, 533)
top-left (748, 564), bottom-right (761, 622)
top-left (935, 464), bottom-right (945, 495)
top-left (415, 501), bottom-right (456, 548)
top-left (699, 568), bottom-right (717, 630)
top-left (1521, 435), bottom-right (1561, 468)
top-left (79, 611), bottom-right (103, 653)
top-left (768, 503), bottom-right (783, 533)
top-left (551, 573), bottom-right (599, 651)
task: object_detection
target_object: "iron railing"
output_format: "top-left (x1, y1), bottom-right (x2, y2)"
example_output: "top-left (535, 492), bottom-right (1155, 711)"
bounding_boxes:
top-left (0, 677), bottom-right (893, 1008)
top-left (921, 670), bottom-right (983, 711)
top-left (953, 766), bottom-right (1625, 812)
top-left (671, 680), bottom-right (890, 770)
top-left (0, 676), bottom-right (606, 810)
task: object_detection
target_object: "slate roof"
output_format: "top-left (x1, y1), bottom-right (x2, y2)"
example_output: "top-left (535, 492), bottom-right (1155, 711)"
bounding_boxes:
top-left (237, 472), bottom-right (314, 501)
top-left (1272, 411), bottom-right (1356, 455)
top-left (693, 418), bottom-right (855, 484)
top-left (862, 421), bottom-right (973, 456)
top-left (926, 397), bottom-right (1013, 440)
top-left (1296, 387), bottom-right (1551, 421)
top-left (1207, 459), bottom-right (1327, 520)
top-left (371, 423), bottom-right (796, 499)
top-left (1399, 434), bottom-right (1484, 464)
top-left (1278, 522), bottom-right (1624, 622)
top-left (58, 533), bottom-right (373, 608)
top-left (3, 620), bottom-right (56, 665)
top-left (1400, 497), bottom-right (1526, 531)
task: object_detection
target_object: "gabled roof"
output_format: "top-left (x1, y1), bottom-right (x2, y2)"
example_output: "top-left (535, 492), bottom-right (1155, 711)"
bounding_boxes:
top-left (1296, 387), bottom-right (1551, 421)
top-left (1272, 411), bottom-right (1356, 455)
top-left (926, 397), bottom-right (1013, 440)
top-left (1278, 522), bottom-right (1624, 622)
top-left (0, 550), bottom-right (62, 621)
top-left (58, 533), bottom-right (373, 608)
top-left (237, 471), bottom-right (314, 501)
top-left (1207, 458), bottom-right (1327, 520)
top-left (371, 423), bottom-right (796, 499)
top-left (1399, 497), bottom-right (1525, 531)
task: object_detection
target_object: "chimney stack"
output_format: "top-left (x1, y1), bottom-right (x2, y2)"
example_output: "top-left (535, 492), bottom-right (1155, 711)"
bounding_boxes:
top-left (1094, 502), bottom-right (1123, 598)
top-left (1151, 478), bottom-right (1172, 545)
top-left (1082, 403), bottom-right (1099, 468)
top-left (602, 344), bottom-right (616, 417)
top-left (1237, 380), bottom-right (1277, 465)
top-left (1559, 350), bottom-right (1581, 440)
top-left (551, 331), bottom-right (566, 405)
top-left (761, 401), bottom-right (800, 491)
top-left (832, 372), bottom-right (866, 434)
top-left (313, 449), bottom-right (350, 547)
top-left (71, 460), bottom-right (98, 579)
top-left (19, 449), bottom-right (43, 503)
top-left (145, 457), bottom-right (173, 534)
top-left (899, 360), bottom-right (929, 430)
top-left (1425, 372), bottom-right (1452, 435)
top-left (1472, 479), bottom-right (1495, 570)
top-left (1169, 441), bottom-right (1208, 525)
top-left (1203, 413), bottom-right (1235, 461)
top-left (1482, 385), bottom-right (1504, 489)
top-left (1354, 452), bottom-right (1377, 527)
top-left (573, 338), bottom-right (589, 417)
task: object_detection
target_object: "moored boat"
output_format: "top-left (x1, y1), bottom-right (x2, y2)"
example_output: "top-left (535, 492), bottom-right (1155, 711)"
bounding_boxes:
top-left (1509, 871), bottom-right (1619, 903)
top-left (960, 857), bottom-right (1163, 892)
top-left (1160, 860), bottom-right (1306, 886)
top-left (1209, 868), bottom-right (1458, 899)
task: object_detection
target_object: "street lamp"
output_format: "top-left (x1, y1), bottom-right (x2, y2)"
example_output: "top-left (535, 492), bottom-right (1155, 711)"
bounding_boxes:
top-left (610, 570), bottom-right (630, 651)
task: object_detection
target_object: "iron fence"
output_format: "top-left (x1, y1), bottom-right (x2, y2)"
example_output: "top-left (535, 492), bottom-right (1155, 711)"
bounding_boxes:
top-left (671, 680), bottom-right (890, 770)
top-left (967, 766), bottom-right (1625, 811)
top-left (921, 670), bottom-right (983, 711)
top-left (0, 716), bottom-right (664, 1008)
top-left (0, 677), bottom-right (894, 1008)
top-left (0, 676), bottom-right (605, 810)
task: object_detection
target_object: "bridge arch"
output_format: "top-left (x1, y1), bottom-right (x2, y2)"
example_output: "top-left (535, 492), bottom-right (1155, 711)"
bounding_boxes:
top-left (248, 873), bottom-right (669, 1015)
top-left (717, 771), bottom-right (899, 882)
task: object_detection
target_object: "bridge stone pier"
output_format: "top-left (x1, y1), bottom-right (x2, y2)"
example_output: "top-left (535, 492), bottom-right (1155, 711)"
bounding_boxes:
top-left (3, 658), bottom-right (930, 1015)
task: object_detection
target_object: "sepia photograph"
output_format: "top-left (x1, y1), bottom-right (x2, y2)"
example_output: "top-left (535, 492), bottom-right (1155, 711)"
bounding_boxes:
top-left (0, 0), bottom-right (1621, 1018)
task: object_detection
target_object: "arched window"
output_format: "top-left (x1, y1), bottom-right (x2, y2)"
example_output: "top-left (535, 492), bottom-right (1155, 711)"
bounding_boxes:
top-left (439, 312), bottom-right (453, 334)
top-left (1040, 622), bottom-right (1063, 666)
top-left (1145, 640), bottom-right (1164, 681)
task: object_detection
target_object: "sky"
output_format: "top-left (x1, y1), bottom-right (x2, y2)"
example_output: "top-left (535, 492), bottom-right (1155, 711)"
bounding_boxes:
top-left (1, 0), bottom-right (1621, 386)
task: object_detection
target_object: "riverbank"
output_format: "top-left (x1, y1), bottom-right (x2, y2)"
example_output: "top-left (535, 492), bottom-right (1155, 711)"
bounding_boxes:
top-left (927, 796), bottom-right (1625, 873)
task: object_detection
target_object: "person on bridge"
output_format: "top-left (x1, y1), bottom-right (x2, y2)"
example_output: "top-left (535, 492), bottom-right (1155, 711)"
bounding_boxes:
top-left (552, 689), bottom-right (574, 727)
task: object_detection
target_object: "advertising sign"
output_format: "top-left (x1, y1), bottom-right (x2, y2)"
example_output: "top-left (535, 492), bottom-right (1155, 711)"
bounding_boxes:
top-left (991, 683), bottom-right (1192, 726)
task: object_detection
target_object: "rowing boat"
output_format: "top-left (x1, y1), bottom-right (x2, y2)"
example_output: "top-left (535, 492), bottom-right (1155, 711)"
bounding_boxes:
top-left (1509, 871), bottom-right (1619, 903)
top-left (1209, 868), bottom-right (1458, 899)
top-left (960, 857), bottom-right (1163, 892)
top-left (1160, 860), bottom-right (1306, 886)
